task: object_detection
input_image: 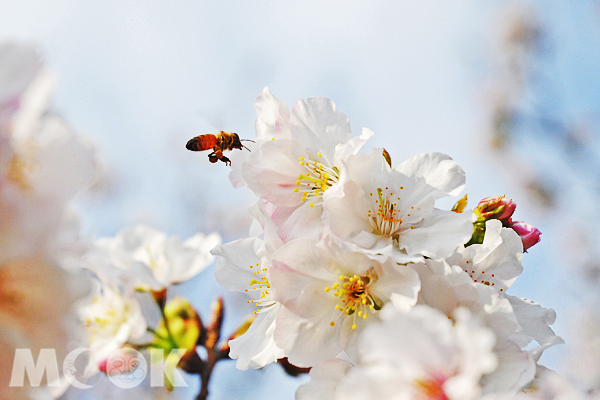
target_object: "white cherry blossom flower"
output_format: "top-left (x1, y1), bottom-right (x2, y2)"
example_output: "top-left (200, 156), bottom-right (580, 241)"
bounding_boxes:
top-left (411, 257), bottom-right (537, 393)
top-left (446, 219), bottom-right (524, 293)
top-left (212, 236), bottom-right (284, 370)
top-left (297, 305), bottom-right (497, 400)
top-left (79, 282), bottom-right (148, 375)
top-left (408, 221), bottom-right (561, 393)
top-left (269, 237), bottom-right (420, 367)
top-left (241, 91), bottom-right (373, 241)
top-left (481, 366), bottom-right (587, 400)
top-left (0, 42), bottom-right (98, 399)
top-left (0, 42), bottom-right (97, 264)
top-left (229, 87), bottom-right (290, 188)
top-left (323, 149), bottom-right (472, 263)
top-left (87, 225), bottom-right (220, 291)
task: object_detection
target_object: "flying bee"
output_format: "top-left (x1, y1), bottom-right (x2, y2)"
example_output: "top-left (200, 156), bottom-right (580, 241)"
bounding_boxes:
top-left (186, 131), bottom-right (254, 166)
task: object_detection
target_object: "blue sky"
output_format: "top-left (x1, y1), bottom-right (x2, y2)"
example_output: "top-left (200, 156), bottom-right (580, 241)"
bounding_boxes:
top-left (2, 1), bottom-right (600, 398)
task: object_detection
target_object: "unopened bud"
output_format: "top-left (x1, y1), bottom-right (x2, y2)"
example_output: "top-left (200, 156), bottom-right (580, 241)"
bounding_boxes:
top-left (475, 196), bottom-right (516, 222)
top-left (154, 297), bottom-right (202, 352)
top-left (509, 220), bottom-right (541, 251)
top-left (99, 348), bottom-right (141, 376)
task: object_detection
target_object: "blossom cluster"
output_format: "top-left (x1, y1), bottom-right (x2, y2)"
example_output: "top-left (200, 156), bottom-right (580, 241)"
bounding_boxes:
top-left (79, 224), bottom-right (221, 384)
top-left (0, 42), bottom-right (98, 399)
top-left (0, 42), bottom-right (227, 399)
top-left (212, 87), bottom-right (564, 399)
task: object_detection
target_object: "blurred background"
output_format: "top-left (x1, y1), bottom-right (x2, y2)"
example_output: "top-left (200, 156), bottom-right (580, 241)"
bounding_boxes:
top-left (1, 1), bottom-right (600, 398)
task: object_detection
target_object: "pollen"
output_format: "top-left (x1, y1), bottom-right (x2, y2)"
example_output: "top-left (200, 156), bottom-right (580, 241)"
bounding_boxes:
top-left (325, 268), bottom-right (381, 331)
top-left (294, 154), bottom-right (339, 207)
top-left (245, 262), bottom-right (275, 312)
top-left (465, 261), bottom-right (502, 290)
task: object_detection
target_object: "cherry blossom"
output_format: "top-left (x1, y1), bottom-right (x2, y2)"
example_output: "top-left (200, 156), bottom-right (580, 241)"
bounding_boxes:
top-left (212, 236), bottom-right (285, 370)
top-left (297, 305), bottom-right (498, 400)
top-left (269, 237), bottom-right (420, 367)
top-left (240, 90), bottom-right (373, 241)
top-left (323, 149), bottom-right (472, 263)
top-left (86, 225), bottom-right (220, 291)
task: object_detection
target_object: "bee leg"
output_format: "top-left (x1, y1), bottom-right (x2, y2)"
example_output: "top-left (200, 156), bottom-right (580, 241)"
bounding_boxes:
top-left (208, 152), bottom-right (219, 163)
top-left (220, 155), bottom-right (232, 166)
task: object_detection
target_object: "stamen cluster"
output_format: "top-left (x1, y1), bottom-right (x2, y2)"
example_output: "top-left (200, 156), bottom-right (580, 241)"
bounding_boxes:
top-left (326, 271), bottom-right (380, 330)
top-left (295, 154), bottom-right (339, 208)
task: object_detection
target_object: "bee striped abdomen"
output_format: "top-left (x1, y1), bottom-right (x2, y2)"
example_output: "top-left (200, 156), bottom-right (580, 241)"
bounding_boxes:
top-left (186, 134), bottom-right (219, 152)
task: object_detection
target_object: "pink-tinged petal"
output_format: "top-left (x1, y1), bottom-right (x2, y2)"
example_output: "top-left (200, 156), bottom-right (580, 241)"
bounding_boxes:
top-left (270, 239), bottom-right (335, 304)
top-left (400, 208), bottom-right (473, 259)
top-left (254, 87), bottom-right (291, 141)
top-left (22, 116), bottom-right (97, 202)
top-left (228, 303), bottom-right (284, 370)
top-left (395, 152), bottom-right (466, 199)
top-left (322, 179), bottom-right (375, 245)
top-left (296, 359), bottom-right (352, 400)
top-left (242, 139), bottom-right (306, 207)
top-left (289, 97), bottom-right (352, 158)
top-left (274, 201), bottom-right (324, 242)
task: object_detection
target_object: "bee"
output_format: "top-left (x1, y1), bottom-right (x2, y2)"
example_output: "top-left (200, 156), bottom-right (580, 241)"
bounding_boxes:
top-left (186, 131), bottom-right (253, 166)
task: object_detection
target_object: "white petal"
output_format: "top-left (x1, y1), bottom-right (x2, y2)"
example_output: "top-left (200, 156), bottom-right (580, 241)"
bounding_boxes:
top-left (229, 303), bottom-right (284, 370)
top-left (242, 139), bottom-right (306, 207)
top-left (253, 86), bottom-right (290, 141)
top-left (212, 237), bottom-right (262, 294)
top-left (295, 359), bottom-right (352, 400)
top-left (395, 152), bottom-right (466, 199)
top-left (399, 208), bottom-right (473, 259)
top-left (289, 97), bottom-right (352, 158)
top-left (505, 295), bottom-right (561, 349)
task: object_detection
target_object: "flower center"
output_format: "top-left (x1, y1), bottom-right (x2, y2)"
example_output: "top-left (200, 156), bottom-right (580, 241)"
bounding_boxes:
top-left (461, 259), bottom-right (504, 292)
top-left (7, 153), bottom-right (33, 190)
top-left (325, 268), bottom-right (382, 330)
top-left (0, 266), bottom-right (23, 309)
top-left (244, 262), bottom-right (275, 314)
top-left (294, 153), bottom-right (339, 208)
top-left (83, 295), bottom-right (133, 340)
top-left (414, 374), bottom-right (449, 400)
top-left (368, 187), bottom-right (412, 240)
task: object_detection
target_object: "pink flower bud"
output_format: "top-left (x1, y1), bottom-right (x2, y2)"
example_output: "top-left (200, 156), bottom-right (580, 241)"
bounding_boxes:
top-left (99, 348), bottom-right (142, 376)
top-left (98, 359), bottom-right (108, 374)
top-left (510, 220), bottom-right (541, 251)
top-left (475, 196), bottom-right (517, 222)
